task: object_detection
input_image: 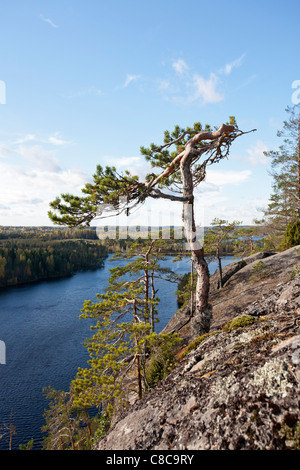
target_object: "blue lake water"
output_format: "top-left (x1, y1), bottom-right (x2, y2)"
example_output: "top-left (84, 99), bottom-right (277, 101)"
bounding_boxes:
top-left (0, 254), bottom-right (236, 450)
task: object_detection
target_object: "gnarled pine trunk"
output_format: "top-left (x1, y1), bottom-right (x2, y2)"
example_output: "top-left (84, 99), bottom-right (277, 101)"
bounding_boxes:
top-left (180, 151), bottom-right (211, 335)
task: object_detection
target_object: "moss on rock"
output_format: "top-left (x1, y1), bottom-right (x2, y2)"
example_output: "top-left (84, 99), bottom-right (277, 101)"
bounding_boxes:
top-left (223, 315), bottom-right (257, 332)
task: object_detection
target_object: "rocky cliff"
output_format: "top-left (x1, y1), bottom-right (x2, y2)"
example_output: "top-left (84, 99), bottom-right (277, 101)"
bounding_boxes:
top-left (96, 246), bottom-right (300, 450)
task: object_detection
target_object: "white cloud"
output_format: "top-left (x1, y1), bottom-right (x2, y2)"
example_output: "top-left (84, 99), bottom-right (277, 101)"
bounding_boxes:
top-left (14, 134), bottom-right (37, 144)
top-left (246, 141), bottom-right (269, 166)
top-left (220, 53), bottom-right (246, 75)
top-left (163, 71), bottom-right (224, 106)
top-left (40, 14), bottom-right (58, 29)
top-left (101, 155), bottom-right (148, 181)
top-left (18, 145), bottom-right (62, 172)
top-left (236, 74), bottom-right (257, 91)
top-left (159, 54), bottom-right (247, 106)
top-left (0, 145), bottom-right (11, 158)
top-left (47, 132), bottom-right (72, 146)
top-left (14, 132), bottom-right (72, 147)
top-left (194, 190), bottom-right (268, 226)
top-left (122, 74), bottom-right (141, 88)
top-left (190, 73), bottom-right (224, 104)
top-left (172, 59), bottom-right (189, 75)
top-left (114, 156), bottom-right (142, 167)
top-left (160, 58), bottom-right (224, 105)
top-left (0, 156), bottom-right (88, 225)
top-left (158, 79), bottom-right (172, 91)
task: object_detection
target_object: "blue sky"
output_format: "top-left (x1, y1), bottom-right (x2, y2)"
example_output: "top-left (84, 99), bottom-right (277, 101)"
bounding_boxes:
top-left (0, 0), bottom-right (299, 227)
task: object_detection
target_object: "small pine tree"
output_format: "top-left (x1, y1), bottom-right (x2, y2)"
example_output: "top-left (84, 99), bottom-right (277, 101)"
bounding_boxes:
top-left (204, 218), bottom-right (241, 288)
top-left (42, 387), bottom-right (92, 450)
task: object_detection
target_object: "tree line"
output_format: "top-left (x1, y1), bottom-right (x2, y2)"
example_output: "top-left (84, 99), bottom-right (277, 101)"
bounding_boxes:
top-left (0, 225), bottom-right (99, 241)
top-left (0, 240), bottom-right (108, 288)
top-left (0, 226), bottom-right (186, 289)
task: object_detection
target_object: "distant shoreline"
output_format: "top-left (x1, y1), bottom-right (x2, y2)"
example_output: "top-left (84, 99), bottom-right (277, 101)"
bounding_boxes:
top-left (0, 259), bottom-right (107, 292)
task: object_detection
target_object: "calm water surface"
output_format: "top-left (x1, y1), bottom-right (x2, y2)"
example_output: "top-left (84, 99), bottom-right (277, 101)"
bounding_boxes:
top-left (0, 254), bottom-right (235, 449)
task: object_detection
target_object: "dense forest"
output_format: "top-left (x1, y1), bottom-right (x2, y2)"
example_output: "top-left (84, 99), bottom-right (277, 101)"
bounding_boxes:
top-left (0, 226), bottom-right (111, 288)
top-left (0, 226), bottom-right (187, 288)
top-left (0, 225), bottom-right (263, 305)
top-left (0, 224), bottom-right (265, 290)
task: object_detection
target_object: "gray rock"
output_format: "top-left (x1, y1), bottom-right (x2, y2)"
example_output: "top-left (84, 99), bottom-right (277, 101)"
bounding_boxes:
top-left (96, 268), bottom-right (300, 450)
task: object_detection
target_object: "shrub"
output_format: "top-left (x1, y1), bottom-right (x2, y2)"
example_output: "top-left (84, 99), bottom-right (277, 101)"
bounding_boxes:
top-left (250, 261), bottom-right (270, 282)
top-left (145, 332), bottom-right (181, 389)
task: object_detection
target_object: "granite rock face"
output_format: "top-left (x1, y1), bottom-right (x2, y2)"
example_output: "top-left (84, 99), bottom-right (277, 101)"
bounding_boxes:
top-left (96, 248), bottom-right (300, 451)
top-left (163, 246), bottom-right (300, 337)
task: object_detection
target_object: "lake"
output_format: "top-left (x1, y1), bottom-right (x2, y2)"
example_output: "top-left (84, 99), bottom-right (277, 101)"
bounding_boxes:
top-left (0, 254), bottom-right (236, 450)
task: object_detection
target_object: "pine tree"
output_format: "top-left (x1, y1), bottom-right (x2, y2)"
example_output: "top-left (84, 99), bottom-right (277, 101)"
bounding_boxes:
top-left (108, 237), bottom-right (179, 332)
top-left (49, 119), bottom-right (255, 335)
top-left (232, 223), bottom-right (263, 257)
top-left (263, 104), bottom-right (300, 225)
top-left (42, 387), bottom-right (92, 450)
top-left (71, 288), bottom-right (147, 408)
top-left (204, 218), bottom-right (241, 288)
top-left (278, 219), bottom-right (300, 250)
top-left (71, 239), bottom-right (181, 409)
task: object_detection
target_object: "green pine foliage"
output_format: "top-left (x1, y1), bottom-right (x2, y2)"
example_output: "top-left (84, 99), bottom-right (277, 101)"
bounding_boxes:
top-left (42, 386), bottom-right (93, 450)
top-left (48, 118), bottom-right (241, 228)
top-left (204, 218), bottom-right (241, 288)
top-left (278, 220), bottom-right (300, 250)
top-left (250, 261), bottom-right (271, 282)
top-left (260, 104), bottom-right (300, 249)
top-left (145, 332), bottom-right (181, 388)
top-left (71, 288), bottom-right (150, 412)
top-left (42, 241), bottom-right (182, 448)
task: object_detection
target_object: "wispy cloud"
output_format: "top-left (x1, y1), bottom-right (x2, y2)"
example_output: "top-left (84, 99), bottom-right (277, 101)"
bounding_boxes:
top-left (47, 132), bottom-right (72, 146)
top-left (14, 134), bottom-right (37, 144)
top-left (18, 145), bottom-right (62, 172)
top-left (220, 53), bottom-right (246, 75)
top-left (122, 74), bottom-right (141, 88)
top-left (40, 14), bottom-right (58, 29)
top-left (159, 54), bottom-right (247, 106)
top-left (236, 74), bottom-right (257, 91)
top-left (246, 141), bottom-right (269, 166)
top-left (14, 132), bottom-right (72, 147)
top-left (113, 156), bottom-right (142, 167)
top-left (159, 53), bottom-right (247, 106)
top-left (0, 149), bottom-right (88, 224)
top-left (0, 145), bottom-right (11, 158)
top-left (190, 73), bottom-right (224, 104)
top-left (172, 59), bottom-right (189, 75)
top-left (102, 155), bottom-right (147, 180)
